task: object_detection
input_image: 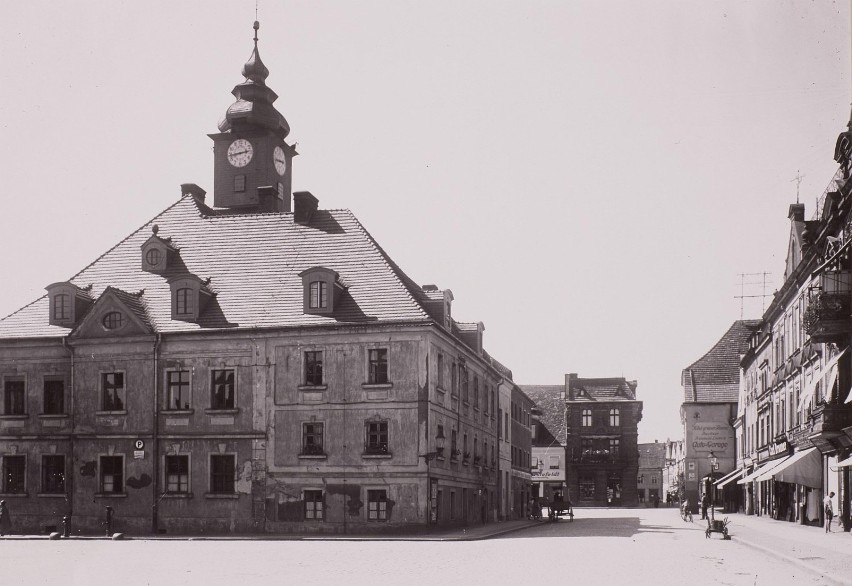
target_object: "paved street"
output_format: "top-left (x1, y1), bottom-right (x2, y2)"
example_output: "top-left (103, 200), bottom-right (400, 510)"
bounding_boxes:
top-left (0, 507), bottom-right (844, 586)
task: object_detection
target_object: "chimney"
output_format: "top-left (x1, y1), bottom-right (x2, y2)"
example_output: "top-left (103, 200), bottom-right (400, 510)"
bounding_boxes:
top-left (294, 191), bottom-right (319, 224)
top-left (565, 373), bottom-right (577, 400)
top-left (257, 186), bottom-right (279, 214)
top-left (788, 203), bottom-right (805, 222)
top-left (181, 183), bottom-right (207, 205)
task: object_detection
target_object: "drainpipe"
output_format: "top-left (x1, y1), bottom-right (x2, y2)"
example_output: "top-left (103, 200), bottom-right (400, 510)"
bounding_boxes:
top-left (151, 334), bottom-right (162, 535)
top-left (61, 337), bottom-right (74, 521)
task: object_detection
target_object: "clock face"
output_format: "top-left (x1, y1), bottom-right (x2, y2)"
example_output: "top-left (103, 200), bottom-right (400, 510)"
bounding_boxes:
top-left (227, 139), bottom-right (253, 167)
top-left (273, 146), bottom-right (287, 176)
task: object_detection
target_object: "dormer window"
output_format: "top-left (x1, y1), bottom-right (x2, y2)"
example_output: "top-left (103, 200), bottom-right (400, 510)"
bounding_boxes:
top-left (167, 275), bottom-right (212, 323)
top-left (309, 281), bottom-right (328, 309)
top-left (102, 311), bottom-right (123, 331)
top-left (141, 225), bottom-right (178, 274)
top-left (299, 267), bottom-right (346, 315)
top-left (45, 282), bottom-right (93, 327)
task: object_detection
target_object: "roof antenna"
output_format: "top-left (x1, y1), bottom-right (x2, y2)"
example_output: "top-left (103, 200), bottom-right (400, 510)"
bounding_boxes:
top-left (791, 170), bottom-right (804, 204)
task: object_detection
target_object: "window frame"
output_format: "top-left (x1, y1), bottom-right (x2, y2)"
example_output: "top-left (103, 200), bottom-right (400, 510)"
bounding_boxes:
top-left (367, 348), bottom-right (389, 385)
top-left (99, 454), bottom-right (125, 495)
top-left (42, 376), bottom-right (65, 415)
top-left (165, 370), bottom-right (191, 411)
top-left (41, 454), bottom-right (66, 495)
top-left (308, 281), bottom-right (328, 309)
top-left (302, 422), bottom-right (325, 456)
top-left (165, 453), bottom-right (190, 494)
top-left (175, 287), bottom-right (195, 317)
top-left (2, 454), bottom-right (26, 494)
top-left (209, 453), bottom-right (236, 495)
top-left (367, 489), bottom-right (389, 521)
top-left (3, 376), bottom-right (26, 416)
top-left (210, 369), bottom-right (236, 410)
top-left (100, 371), bottom-right (126, 412)
top-left (609, 408), bottom-right (620, 427)
top-left (581, 409), bottom-right (592, 427)
top-left (304, 350), bottom-right (324, 387)
top-left (365, 420), bottom-right (389, 454)
top-left (303, 489), bottom-right (324, 521)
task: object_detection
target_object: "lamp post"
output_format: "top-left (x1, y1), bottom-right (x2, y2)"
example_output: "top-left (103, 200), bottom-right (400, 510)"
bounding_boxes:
top-left (709, 451), bottom-right (718, 524)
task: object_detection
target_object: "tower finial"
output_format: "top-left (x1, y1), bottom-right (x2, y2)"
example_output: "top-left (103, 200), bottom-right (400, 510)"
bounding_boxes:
top-left (253, 20), bottom-right (259, 45)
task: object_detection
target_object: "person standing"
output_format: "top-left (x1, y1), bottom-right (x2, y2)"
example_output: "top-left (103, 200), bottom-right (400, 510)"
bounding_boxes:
top-left (701, 494), bottom-right (709, 520)
top-left (824, 491), bottom-right (835, 533)
top-left (0, 500), bottom-right (11, 536)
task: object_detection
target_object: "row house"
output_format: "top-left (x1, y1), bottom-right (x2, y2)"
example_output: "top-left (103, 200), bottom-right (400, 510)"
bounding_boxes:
top-left (663, 438), bottom-right (684, 502)
top-left (680, 320), bottom-right (760, 514)
top-left (526, 387), bottom-right (568, 504)
top-left (0, 23), bottom-right (515, 535)
top-left (730, 111), bottom-right (852, 530)
top-left (637, 442), bottom-right (666, 505)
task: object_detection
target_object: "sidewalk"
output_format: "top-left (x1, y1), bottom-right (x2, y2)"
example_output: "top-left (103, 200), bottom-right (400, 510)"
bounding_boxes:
top-left (719, 510), bottom-right (852, 586)
top-left (0, 518), bottom-right (540, 542)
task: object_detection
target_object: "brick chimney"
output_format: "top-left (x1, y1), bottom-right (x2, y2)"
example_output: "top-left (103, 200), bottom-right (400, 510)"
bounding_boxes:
top-left (181, 183), bottom-right (207, 205)
top-left (788, 203), bottom-right (805, 222)
top-left (565, 373), bottom-right (577, 400)
top-left (294, 191), bottom-right (319, 224)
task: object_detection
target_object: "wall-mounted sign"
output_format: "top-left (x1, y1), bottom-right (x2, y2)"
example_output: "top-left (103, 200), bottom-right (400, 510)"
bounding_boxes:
top-left (532, 469), bottom-right (565, 481)
top-left (133, 450), bottom-right (144, 459)
top-left (134, 440), bottom-right (145, 450)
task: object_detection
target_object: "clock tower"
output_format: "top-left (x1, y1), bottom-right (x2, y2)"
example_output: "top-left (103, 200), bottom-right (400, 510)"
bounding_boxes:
top-left (209, 21), bottom-right (296, 212)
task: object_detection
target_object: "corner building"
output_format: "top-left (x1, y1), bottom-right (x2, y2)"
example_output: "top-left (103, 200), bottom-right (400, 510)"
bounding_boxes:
top-left (0, 24), bottom-right (509, 535)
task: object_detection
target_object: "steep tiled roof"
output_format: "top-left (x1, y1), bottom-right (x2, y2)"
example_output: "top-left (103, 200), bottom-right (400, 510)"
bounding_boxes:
top-left (0, 196), bottom-right (434, 338)
top-left (571, 377), bottom-right (638, 402)
top-left (682, 320), bottom-right (762, 403)
top-left (107, 287), bottom-right (152, 330)
top-left (521, 385), bottom-right (566, 446)
top-left (637, 442), bottom-right (666, 468)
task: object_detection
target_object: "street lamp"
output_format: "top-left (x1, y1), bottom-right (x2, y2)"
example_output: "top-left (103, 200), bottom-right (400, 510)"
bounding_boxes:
top-left (420, 429), bottom-right (446, 524)
top-left (709, 451), bottom-right (718, 524)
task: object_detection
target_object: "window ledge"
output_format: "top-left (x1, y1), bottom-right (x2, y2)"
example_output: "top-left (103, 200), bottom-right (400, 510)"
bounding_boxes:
top-left (0, 415), bottom-right (28, 420)
top-left (298, 385), bottom-right (328, 391)
top-left (94, 493), bottom-right (128, 498)
top-left (162, 492), bottom-right (193, 499)
top-left (162, 409), bottom-right (194, 416)
top-left (0, 493), bottom-right (27, 498)
top-left (95, 411), bottom-right (128, 417)
top-left (38, 414), bottom-right (69, 420)
top-left (205, 493), bottom-right (239, 499)
top-left (362, 453), bottom-right (393, 459)
top-left (299, 454), bottom-right (327, 460)
top-left (37, 493), bottom-right (67, 498)
top-left (361, 383), bottom-right (393, 390)
top-left (205, 408), bottom-right (239, 415)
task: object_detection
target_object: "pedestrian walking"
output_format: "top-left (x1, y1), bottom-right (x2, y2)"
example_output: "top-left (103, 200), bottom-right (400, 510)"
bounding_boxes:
top-left (824, 491), bottom-right (835, 533)
top-left (0, 500), bottom-right (11, 536)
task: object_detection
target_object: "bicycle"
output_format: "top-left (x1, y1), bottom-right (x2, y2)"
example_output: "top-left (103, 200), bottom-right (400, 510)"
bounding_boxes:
top-left (680, 503), bottom-right (693, 522)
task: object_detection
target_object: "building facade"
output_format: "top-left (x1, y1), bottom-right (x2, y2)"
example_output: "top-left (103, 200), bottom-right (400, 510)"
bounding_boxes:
top-left (0, 24), bottom-right (516, 535)
top-left (526, 387), bottom-right (568, 503)
top-left (680, 320), bottom-right (760, 513)
top-left (637, 442), bottom-right (666, 506)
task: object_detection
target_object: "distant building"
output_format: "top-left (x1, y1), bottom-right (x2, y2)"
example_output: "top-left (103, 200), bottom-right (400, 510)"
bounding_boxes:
top-left (637, 442), bottom-right (666, 505)
top-left (663, 438), bottom-right (684, 502)
top-left (522, 373), bottom-right (642, 506)
top-left (681, 320), bottom-right (761, 513)
top-left (525, 387), bottom-right (567, 503)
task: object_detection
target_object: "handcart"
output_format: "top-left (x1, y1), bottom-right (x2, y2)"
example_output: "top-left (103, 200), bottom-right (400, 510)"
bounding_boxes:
top-left (705, 517), bottom-right (730, 539)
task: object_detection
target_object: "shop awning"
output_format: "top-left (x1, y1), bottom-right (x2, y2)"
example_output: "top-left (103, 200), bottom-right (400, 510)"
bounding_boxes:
top-left (737, 457), bottom-right (789, 484)
top-left (837, 455), bottom-right (852, 467)
top-left (756, 447), bottom-right (822, 489)
top-left (714, 468), bottom-right (743, 489)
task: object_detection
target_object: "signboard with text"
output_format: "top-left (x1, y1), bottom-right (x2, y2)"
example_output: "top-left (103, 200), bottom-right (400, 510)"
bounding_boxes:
top-left (532, 468), bottom-right (565, 482)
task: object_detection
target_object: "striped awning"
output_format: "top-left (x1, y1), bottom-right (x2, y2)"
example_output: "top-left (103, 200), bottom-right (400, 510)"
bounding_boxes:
top-left (714, 468), bottom-right (743, 489)
top-left (737, 457), bottom-right (789, 484)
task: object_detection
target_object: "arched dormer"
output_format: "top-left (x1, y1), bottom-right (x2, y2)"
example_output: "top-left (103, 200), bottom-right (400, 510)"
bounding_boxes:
top-left (45, 282), bottom-right (94, 327)
top-left (167, 275), bottom-right (213, 323)
top-left (298, 267), bottom-right (346, 316)
top-left (140, 225), bottom-right (178, 274)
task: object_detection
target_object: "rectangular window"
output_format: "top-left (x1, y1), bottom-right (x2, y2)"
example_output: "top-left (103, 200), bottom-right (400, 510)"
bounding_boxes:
top-left (610, 438), bottom-right (620, 455)
top-left (302, 422), bottom-right (324, 455)
top-left (461, 367), bottom-right (469, 403)
top-left (579, 475), bottom-right (595, 499)
top-left (581, 409), bottom-right (592, 427)
top-left (165, 455), bottom-right (189, 493)
top-left (451, 429), bottom-right (458, 459)
top-left (368, 349), bottom-right (389, 384)
top-left (309, 281), bottom-right (328, 309)
top-left (277, 182), bottom-right (285, 200)
top-left (549, 455), bottom-right (559, 469)
top-left (4, 378), bottom-right (25, 416)
top-left (365, 421), bottom-right (389, 454)
top-left (41, 455), bottom-right (65, 494)
top-left (102, 372), bottom-right (125, 411)
top-left (609, 409), bottom-right (620, 427)
top-left (210, 454), bottom-right (235, 494)
top-left (473, 377), bottom-right (479, 410)
top-left (53, 294), bottom-right (70, 320)
top-left (234, 174), bottom-right (246, 192)
top-left (437, 353), bottom-right (444, 389)
top-left (581, 438), bottom-right (593, 453)
top-left (367, 489), bottom-right (388, 521)
top-left (304, 351), bottom-right (323, 386)
top-left (43, 378), bottom-right (64, 415)
top-left (167, 371), bottom-right (190, 410)
top-left (211, 369), bottom-right (235, 409)
top-left (100, 455), bottom-right (123, 494)
top-left (175, 288), bottom-right (194, 316)
top-left (3, 455), bottom-right (25, 494)
top-left (304, 489), bottom-right (324, 520)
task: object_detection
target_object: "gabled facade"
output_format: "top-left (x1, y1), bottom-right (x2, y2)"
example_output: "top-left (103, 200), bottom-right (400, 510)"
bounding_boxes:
top-left (526, 386), bottom-right (568, 504)
top-left (681, 320), bottom-right (760, 512)
top-left (637, 442), bottom-right (666, 505)
top-left (0, 22), bottom-right (512, 535)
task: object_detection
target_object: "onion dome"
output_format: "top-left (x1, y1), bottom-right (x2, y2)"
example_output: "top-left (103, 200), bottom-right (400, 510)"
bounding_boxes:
top-left (218, 21), bottom-right (290, 138)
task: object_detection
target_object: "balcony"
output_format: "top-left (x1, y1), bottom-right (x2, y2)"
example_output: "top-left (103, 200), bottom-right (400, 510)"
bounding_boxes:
top-left (571, 449), bottom-right (625, 464)
top-left (805, 284), bottom-right (852, 344)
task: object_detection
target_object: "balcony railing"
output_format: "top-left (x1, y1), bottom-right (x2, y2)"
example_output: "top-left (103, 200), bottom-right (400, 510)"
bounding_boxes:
top-left (804, 289), bottom-right (852, 342)
top-left (571, 449), bottom-right (624, 464)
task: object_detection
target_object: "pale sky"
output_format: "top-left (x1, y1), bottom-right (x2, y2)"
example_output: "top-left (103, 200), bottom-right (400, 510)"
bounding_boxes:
top-left (1, 1), bottom-right (850, 443)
